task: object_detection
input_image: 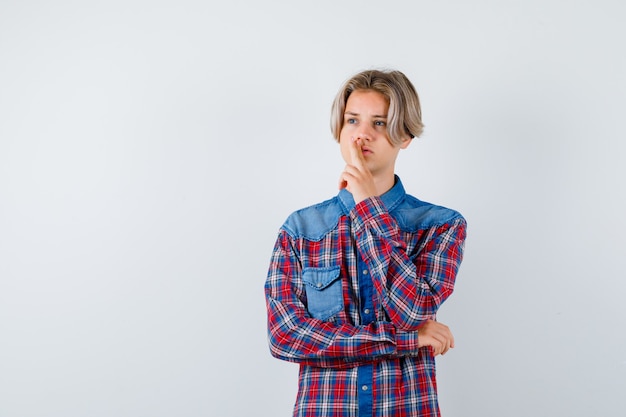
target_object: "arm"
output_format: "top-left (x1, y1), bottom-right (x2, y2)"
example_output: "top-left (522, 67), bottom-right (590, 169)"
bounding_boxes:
top-left (351, 197), bottom-right (467, 331)
top-left (264, 230), bottom-right (422, 369)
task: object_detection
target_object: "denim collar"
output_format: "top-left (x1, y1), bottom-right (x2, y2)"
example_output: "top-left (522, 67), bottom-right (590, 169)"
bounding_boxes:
top-left (338, 175), bottom-right (406, 214)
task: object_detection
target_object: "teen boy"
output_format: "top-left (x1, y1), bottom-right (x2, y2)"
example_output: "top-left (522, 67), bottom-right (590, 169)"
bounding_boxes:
top-left (265, 69), bottom-right (467, 417)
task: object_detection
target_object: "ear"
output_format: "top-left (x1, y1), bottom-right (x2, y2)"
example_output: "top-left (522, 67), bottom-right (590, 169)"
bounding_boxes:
top-left (399, 136), bottom-right (413, 150)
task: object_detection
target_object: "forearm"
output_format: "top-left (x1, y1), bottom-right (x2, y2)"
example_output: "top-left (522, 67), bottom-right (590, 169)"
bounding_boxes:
top-left (351, 197), bottom-right (466, 331)
top-left (266, 297), bottom-right (403, 368)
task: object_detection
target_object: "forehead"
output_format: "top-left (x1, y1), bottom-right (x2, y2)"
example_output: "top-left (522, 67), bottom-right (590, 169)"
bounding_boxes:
top-left (345, 89), bottom-right (389, 114)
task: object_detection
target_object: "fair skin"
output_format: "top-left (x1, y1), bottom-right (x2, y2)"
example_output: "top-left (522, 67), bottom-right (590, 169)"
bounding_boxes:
top-left (338, 89), bottom-right (410, 204)
top-left (338, 89), bottom-right (455, 356)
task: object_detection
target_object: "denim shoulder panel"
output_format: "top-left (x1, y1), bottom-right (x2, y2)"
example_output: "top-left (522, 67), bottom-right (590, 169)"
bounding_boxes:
top-left (393, 194), bottom-right (464, 232)
top-left (282, 197), bottom-right (343, 241)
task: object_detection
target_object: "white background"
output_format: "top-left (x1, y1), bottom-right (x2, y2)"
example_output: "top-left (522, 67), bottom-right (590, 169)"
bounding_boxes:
top-left (1, 1), bottom-right (625, 416)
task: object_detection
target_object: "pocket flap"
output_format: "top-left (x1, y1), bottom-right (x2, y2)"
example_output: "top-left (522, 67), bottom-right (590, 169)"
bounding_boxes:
top-left (302, 266), bottom-right (341, 291)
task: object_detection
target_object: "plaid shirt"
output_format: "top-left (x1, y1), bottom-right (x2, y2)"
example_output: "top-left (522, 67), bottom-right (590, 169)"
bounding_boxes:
top-left (265, 177), bottom-right (466, 417)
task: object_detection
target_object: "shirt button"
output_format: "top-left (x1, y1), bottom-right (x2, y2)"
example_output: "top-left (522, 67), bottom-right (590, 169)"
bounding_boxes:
top-left (363, 270), bottom-right (369, 275)
top-left (316, 282), bottom-right (322, 288)
top-left (362, 385), bottom-right (368, 391)
top-left (364, 309), bottom-right (370, 314)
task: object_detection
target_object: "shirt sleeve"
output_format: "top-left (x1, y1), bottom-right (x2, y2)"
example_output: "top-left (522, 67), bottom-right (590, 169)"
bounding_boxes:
top-left (264, 229), bottom-right (418, 369)
top-left (351, 197), bottom-right (467, 331)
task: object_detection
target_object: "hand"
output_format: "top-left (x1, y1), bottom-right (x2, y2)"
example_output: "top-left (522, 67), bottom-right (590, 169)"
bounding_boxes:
top-left (338, 137), bottom-right (377, 204)
top-left (417, 320), bottom-right (455, 356)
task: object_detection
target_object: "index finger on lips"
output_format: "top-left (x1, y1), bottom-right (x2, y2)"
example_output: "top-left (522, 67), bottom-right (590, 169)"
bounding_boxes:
top-left (350, 137), bottom-right (365, 168)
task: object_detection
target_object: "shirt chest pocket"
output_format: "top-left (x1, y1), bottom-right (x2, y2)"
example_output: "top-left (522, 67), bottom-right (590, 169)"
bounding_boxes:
top-left (302, 266), bottom-right (343, 321)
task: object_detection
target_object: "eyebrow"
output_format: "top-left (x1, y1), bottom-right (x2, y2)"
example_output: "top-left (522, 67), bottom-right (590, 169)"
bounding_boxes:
top-left (344, 111), bottom-right (388, 118)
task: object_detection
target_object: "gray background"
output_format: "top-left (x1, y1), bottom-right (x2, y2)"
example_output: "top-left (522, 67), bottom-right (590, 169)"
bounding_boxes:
top-left (1, 1), bottom-right (625, 416)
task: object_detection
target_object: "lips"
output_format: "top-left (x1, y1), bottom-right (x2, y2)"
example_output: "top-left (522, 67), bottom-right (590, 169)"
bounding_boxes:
top-left (361, 147), bottom-right (372, 155)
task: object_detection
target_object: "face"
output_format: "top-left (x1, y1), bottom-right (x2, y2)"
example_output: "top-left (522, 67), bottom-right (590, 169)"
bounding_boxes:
top-left (339, 89), bottom-right (410, 179)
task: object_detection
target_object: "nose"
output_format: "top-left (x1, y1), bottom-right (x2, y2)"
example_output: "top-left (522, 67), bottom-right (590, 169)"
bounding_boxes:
top-left (356, 130), bottom-right (373, 141)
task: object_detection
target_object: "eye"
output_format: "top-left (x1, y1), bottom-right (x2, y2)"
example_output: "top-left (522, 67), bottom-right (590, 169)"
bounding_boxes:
top-left (374, 120), bottom-right (386, 127)
top-left (346, 118), bottom-right (357, 124)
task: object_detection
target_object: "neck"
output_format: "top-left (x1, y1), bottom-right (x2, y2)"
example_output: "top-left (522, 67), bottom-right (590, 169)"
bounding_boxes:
top-left (373, 173), bottom-right (396, 197)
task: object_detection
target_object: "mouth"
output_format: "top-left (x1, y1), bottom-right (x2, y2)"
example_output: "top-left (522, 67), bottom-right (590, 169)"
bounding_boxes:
top-left (361, 147), bottom-right (372, 155)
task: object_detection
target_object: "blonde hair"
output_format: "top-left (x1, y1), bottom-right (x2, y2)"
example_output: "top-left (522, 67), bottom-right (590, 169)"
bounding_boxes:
top-left (330, 69), bottom-right (424, 145)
